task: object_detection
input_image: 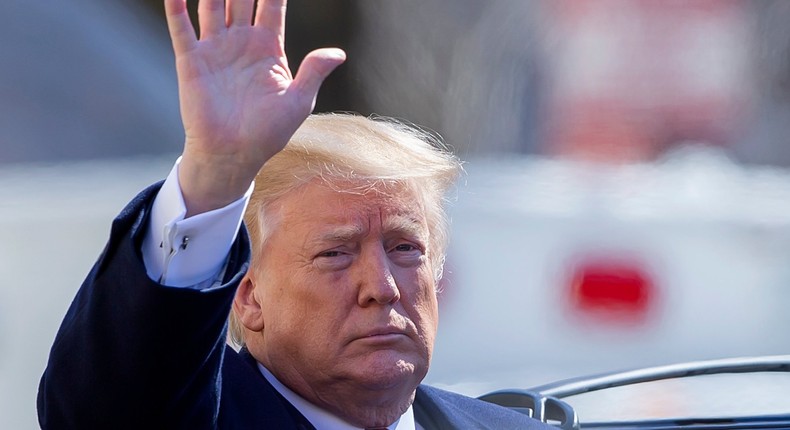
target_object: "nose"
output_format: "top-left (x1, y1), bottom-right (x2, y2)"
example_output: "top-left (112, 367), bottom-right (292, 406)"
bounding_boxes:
top-left (356, 246), bottom-right (401, 307)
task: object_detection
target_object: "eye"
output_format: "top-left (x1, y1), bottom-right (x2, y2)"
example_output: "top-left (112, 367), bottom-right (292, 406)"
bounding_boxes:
top-left (393, 243), bottom-right (418, 252)
top-left (388, 242), bottom-right (425, 268)
top-left (389, 242), bottom-right (425, 257)
top-left (314, 248), bottom-right (353, 270)
top-left (388, 239), bottom-right (425, 255)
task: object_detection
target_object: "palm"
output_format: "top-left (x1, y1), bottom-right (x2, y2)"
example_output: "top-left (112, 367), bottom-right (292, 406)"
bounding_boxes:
top-left (178, 25), bottom-right (297, 160)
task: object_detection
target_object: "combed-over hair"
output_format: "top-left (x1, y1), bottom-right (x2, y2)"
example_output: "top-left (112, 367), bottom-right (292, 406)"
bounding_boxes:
top-left (229, 113), bottom-right (462, 346)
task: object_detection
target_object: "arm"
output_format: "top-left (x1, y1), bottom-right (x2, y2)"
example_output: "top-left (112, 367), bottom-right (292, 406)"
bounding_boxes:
top-left (38, 0), bottom-right (344, 427)
top-left (38, 183), bottom-right (252, 428)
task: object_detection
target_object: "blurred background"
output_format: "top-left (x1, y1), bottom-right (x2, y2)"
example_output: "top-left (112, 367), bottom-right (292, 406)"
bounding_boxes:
top-left (3, 0), bottom-right (790, 427)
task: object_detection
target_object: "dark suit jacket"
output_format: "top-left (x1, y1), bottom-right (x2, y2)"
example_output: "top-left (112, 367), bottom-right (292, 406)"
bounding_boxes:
top-left (38, 183), bottom-right (551, 430)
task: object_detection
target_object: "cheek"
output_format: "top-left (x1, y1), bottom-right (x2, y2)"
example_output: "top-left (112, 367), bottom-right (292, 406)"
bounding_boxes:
top-left (418, 292), bottom-right (439, 336)
top-left (258, 269), bottom-right (311, 329)
top-left (267, 271), bottom-right (354, 330)
top-left (262, 277), bottom-right (350, 359)
top-left (396, 266), bottom-right (439, 331)
top-left (402, 262), bottom-right (437, 299)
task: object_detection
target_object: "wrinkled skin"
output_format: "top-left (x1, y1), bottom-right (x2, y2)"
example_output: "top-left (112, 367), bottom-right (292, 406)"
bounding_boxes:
top-left (235, 181), bottom-right (439, 427)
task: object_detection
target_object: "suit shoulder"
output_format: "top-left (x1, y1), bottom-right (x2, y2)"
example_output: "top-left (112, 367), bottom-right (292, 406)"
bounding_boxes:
top-left (415, 385), bottom-right (555, 430)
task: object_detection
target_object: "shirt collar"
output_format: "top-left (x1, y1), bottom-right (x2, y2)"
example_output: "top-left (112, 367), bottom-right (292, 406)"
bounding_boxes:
top-left (257, 362), bottom-right (417, 430)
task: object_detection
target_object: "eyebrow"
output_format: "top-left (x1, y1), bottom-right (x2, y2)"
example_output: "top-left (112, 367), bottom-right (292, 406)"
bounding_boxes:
top-left (383, 214), bottom-right (428, 241)
top-left (314, 225), bottom-right (366, 244)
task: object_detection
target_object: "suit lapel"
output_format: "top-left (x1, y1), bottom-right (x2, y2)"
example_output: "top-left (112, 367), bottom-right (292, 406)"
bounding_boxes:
top-left (232, 347), bottom-right (317, 430)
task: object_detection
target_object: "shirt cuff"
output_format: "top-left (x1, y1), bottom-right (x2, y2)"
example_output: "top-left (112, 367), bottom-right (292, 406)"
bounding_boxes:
top-left (142, 158), bottom-right (253, 288)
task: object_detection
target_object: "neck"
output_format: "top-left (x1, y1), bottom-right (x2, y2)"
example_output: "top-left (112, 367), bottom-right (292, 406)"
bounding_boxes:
top-left (244, 334), bottom-right (425, 428)
top-left (260, 360), bottom-right (418, 428)
top-left (315, 387), bottom-right (415, 428)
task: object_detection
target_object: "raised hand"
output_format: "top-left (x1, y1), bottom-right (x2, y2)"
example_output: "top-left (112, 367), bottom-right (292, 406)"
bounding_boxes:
top-left (163, 0), bottom-right (346, 215)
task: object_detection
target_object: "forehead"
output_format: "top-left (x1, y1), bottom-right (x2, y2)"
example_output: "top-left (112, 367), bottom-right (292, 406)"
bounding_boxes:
top-left (273, 179), bottom-right (428, 233)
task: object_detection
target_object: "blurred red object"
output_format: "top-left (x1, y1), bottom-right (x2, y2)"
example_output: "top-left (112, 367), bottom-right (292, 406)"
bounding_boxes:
top-left (567, 257), bottom-right (657, 325)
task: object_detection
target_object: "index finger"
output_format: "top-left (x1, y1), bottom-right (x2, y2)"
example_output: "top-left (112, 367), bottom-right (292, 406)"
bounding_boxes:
top-left (254, 0), bottom-right (287, 35)
top-left (164, 0), bottom-right (198, 53)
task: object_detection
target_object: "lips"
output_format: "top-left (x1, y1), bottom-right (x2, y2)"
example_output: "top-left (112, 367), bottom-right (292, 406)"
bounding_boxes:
top-left (346, 311), bottom-right (419, 345)
top-left (363, 327), bottom-right (408, 338)
top-left (347, 321), bottom-right (415, 345)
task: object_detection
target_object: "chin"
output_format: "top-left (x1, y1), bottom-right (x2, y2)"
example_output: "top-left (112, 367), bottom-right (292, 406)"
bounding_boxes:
top-left (353, 353), bottom-right (428, 391)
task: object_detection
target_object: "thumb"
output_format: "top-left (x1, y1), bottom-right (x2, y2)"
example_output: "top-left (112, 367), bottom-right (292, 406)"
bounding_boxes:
top-left (292, 48), bottom-right (346, 106)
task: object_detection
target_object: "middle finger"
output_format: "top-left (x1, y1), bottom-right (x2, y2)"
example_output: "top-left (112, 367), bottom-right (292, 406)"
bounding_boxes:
top-left (226, 0), bottom-right (255, 27)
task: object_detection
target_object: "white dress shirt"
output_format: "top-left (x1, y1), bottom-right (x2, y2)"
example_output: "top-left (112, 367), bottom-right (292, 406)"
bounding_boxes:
top-left (142, 159), bottom-right (252, 289)
top-left (140, 160), bottom-right (419, 430)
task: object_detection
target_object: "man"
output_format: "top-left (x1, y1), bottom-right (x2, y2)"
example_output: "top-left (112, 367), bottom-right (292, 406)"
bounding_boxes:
top-left (37, 0), bottom-right (553, 428)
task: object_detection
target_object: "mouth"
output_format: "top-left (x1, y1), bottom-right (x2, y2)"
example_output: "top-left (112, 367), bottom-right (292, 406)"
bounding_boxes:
top-left (347, 312), bottom-right (418, 346)
top-left (352, 333), bottom-right (410, 349)
top-left (365, 328), bottom-right (408, 337)
top-left (351, 325), bottom-right (412, 345)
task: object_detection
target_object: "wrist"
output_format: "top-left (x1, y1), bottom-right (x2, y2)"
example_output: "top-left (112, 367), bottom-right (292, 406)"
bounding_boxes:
top-left (178, 150), bottom-right (257, 217)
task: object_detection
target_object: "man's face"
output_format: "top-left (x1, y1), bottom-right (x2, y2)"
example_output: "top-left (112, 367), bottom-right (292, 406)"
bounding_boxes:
top-left (248, 180), bottom-right (439, 397)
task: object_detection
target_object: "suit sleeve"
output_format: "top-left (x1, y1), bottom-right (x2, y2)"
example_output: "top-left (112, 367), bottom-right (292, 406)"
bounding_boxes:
top-left (37, 182), bottom-right (251, 430)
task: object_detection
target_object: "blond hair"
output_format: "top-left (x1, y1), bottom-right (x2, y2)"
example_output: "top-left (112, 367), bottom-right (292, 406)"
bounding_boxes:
top-left (229, 113), bottom-right (462, 346)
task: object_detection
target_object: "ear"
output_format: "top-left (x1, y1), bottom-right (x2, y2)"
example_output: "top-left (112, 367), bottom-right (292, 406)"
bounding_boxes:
top-left (233, 273), bottom-right (265, 332)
